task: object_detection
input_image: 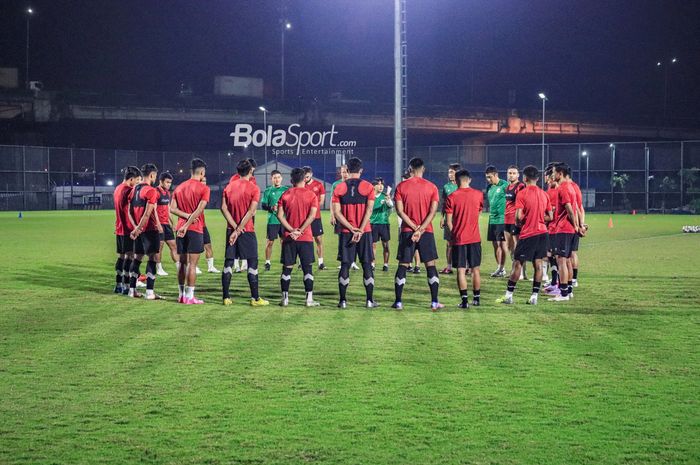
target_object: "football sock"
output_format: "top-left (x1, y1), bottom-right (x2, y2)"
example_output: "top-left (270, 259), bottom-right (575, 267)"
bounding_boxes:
top-left (247, 258), bottom-right (259, 300)
top-left (573, 269), bottom-right (579, 280)
top-left (207, 257), bottom-right (215, 270)
top-left (222, 259), bottom-right (235, 299)
top-left (362, 262), bottom-right (374, 302)
top-left (338, 263), bottom-right (350, 302)
top-left (129, 259), bottom-right (142, 289)
top-left (473, 289), bottom-right (481, 305)
top-left (427, 266), bottom-right (440, 303)
top-left (460, 289), bottom-right (469, 306)
top-left (115, 258), bottom-right (124, 286)
top-left (507, 279), bottom-right (517, 293)
top-left (281, 267), bottom-right (292, 293)
top-left (394, 265), bottom-right (408, 303)
top-left (559, 282), bottom-right (568, 297)
top-left (302, 264), bottom-right (314, 293)
top-left (146, 260), bottom-right (157, 290)
top-left (122, 259), bottom-right (132, 288)
top-left (185, 286), bottom-right (195, 299)
top-left (532, 281), bottom-right (541, 295)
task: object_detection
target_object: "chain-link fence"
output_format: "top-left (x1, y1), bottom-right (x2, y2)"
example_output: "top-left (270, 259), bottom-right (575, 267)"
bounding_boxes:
top-left (2, 141), bottom-right (700, 213)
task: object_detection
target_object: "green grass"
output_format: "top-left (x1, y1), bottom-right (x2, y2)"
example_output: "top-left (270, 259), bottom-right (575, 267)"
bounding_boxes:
top-left (1, 210), bottom-right (699, 465)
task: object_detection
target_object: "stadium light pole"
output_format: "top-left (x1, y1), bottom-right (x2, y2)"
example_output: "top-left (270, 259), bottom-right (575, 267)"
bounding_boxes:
top-left (259, 106), bottom-right (268, 185)
top-left (393, 0), bottom-right (403, 188)
top-left (25, 7), bottom-right (34, 89)
top-left (538, 93), bottom-right (547, 187)
top-left (657, 58), bottom-right (678, 121)
top-left (280, 21), bottom-right (291, 101)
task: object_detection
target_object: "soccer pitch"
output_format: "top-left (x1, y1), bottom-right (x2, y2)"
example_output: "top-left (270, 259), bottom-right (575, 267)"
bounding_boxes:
top-left (1, 210), bottom-right (699, 464)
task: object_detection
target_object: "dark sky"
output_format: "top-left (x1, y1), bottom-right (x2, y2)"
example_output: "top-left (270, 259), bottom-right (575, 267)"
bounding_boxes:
top-left (1, 0), bottom-right (699, 120)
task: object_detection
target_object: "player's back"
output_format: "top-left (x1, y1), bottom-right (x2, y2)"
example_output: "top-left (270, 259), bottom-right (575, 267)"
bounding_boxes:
top-left (446, 187), bottom-right (483, 245)
top-left (517, 185), bottom-right (550, 239)
top-left (224, 178), bottom-right (259, 226)
top-left (332, 179), bottom-right (375, 232)
top-left (395, 177), bottom-right (439, 232)
top-left (173, 178), bottom-right (210, 233)
top-left (280, 187), bottom-right (318, 230)
top-left (113, 183), bottom-right (132, 234)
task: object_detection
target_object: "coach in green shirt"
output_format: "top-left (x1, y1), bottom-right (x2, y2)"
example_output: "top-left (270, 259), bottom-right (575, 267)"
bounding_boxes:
top-left (261, 170), bottom-right (289, 270)
top-left (485, 166), bottom-right (509, 277)
top-left (439, 163), bottom-right (460, 274)
top-left (370, 177), bottom-right (393, 271)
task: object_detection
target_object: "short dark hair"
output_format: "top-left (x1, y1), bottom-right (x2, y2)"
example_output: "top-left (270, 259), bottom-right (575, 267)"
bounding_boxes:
top-left (123, 166), bottom-right (141, 180)
top-left (455, 169), bottom-right (471, 184)
top-left (291, 167), bottom-right (306, 185)
top-left (270, 170), bottom-right (281, 177)
top-left (159, 171), bottom-right (173, 182)
top-left (485, 165), bottom-right (498, 175)
top-left (554, 162), bottom-right (571, 177)
top-left (523, 165), bottom-right (539, 181)
top-left (544, 167), bottom-right (554, 178)
top-left (302, 166), bottom-right (313, 175)
top-left (247, 158), bottom-right (257, 168)
top-left (408, 158), bottom-right (424, 171)
top-left (507, 165), bottom-right (519, 171)
top-left (448, 163), bottom-right (461, 171)
top-left (346, 157), bottom-right (362, 173)
top-left (191, 158), bottom-right (207, 173)
top-left (373, 177), bottom-right (384, 186)
top-left (401, 170), bottom-right (411, 180)
top-left (237, 159), bottom-right (253, 176)
top-left (141, 163), bottom-right (158, 177)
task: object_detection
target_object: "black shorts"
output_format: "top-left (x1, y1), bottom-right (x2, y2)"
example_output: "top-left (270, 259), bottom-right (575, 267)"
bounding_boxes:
top-left (552, 233), bottom-right (576, 258)
top-left (203, 226), bottom-right (211, 245)
top-left (443, 226), bottom-right (452, 241)
top-left (571, 234), bottom-right (581, 252)
top-left (267, 224), bottom-right (283, 241)
top-left (487, 223), bottom-right (506, 242)
top-left (396, 231), bottom-right (438, 263)
top-left (514, 233), bottom-right (548, 263)
top-left (116, 235), bottom-right (134, 254)
top-left (161, 224), bottom-right (175, 242)
top-left (451, 242), bottom-right (482, 269)
top-left (225, 230), bottom-right (258, 260)
top-left (339, 232), bottom-right (374, 264)
top-left (311, 218), bottom-right (324, 237)
top-left (281, 240), bottom-right (315, 267)
top-left (177, 231), bottom-right (205, 255)
top-left (139, 230), bottom-right (161, 256)
top-left (504, 223), bottom-right (521, 236)
top-left (371, 224), bottom-right (391, 243)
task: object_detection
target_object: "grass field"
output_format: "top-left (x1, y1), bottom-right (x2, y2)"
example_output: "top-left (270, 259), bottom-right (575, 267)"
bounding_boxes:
top-left (1, 210), bottom-right (699, 465)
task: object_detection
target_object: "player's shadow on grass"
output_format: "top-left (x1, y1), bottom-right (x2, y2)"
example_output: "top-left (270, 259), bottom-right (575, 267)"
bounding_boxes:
top-left (11, 263), bottom-right (116, 295)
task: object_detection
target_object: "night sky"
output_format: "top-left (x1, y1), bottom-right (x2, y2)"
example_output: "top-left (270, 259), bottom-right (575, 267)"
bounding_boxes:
top-left (1, 0), bottom-right (699, 121)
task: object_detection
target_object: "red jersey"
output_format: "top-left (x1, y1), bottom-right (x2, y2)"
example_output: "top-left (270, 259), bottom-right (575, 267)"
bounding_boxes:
top-left (278, 186), bottom-right (319, 242)
top-left (504, 181), bottom-right (525, 225)
top-left (444, 187), bottom-right (483, 245)
top-left (554, 181), bottom-right (577, 234)
top-left (222, 177), bottom-right (260, 233)
top-left (172, 178), bottom-right (211, 234)
top-left (129, 182), bottom-right (160, 232)
top-left (571, 181), bottom-right (583, 212)
top-left (230, 173), bottom-right (258, 186)
top-left (331, 179), bottom-right (376, 233)
top-left (546, 186), bottom-right (559, 234)
top-left (156, 186), bottom-right (171, 225)
top-left (514, 185), bottom-right (551, 240)
top-left (113, 182), bottom-right (133, 235)
top-left (394, 177), bottom-right (440, 233)
top-left (305, 179), bottom-right (326, 219)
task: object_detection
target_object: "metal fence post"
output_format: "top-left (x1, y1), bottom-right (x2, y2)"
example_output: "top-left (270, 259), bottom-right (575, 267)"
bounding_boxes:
top-left (644, 143), bottom-right (649, 214)
top-left (22, 146), bottom-right (27, 211)
top-left (47, 147), bottom-right (52, 210)
top-left (70, 148), bottom-right (74, 210)
top-left (680, 141), bottom-right (685, 207)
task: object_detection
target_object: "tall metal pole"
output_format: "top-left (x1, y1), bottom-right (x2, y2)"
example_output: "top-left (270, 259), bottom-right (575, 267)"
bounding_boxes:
top-left (540, 95), bottom-right (546, 187)
top-left (393, 0), bottom-right (402, 187)
top-left (263, 110), bottom-right (268, 184)
top-left (25, 14), bottom-right (31, 89)
top-left (281, 26), bottom-right (285, 101)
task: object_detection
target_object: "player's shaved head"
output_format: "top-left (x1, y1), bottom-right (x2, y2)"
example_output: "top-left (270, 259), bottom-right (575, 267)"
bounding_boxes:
top-left (523, 165), bottom-right (539, 181)
top-left (291, 167), bottom-right (306, 185)
top-left (346, 157), bottom-right (363, 173)
top-left (191, 158), bottom-right (207, 174)
top-left (237, 159), bottom-right (253, 176)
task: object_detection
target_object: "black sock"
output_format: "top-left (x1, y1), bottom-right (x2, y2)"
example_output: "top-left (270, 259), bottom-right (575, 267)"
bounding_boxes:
top-left (115, 258), bottom-right (124, 285)
top-left (532, 281), bottom-right (541, 294)
top-left (460, 288), bottom-right (468, 301)
top-left (549, 257), bottom-right (558, 284)
top-left (302, 264), bottom-right (314, 293)
top-left (146, 260), bottom-right (156, 290)
top-left (122, 259), bottom-right (132, 287)
top-left (247, 258), bottom-right (259, 300)
top-left (394, 265), bottom-right (408, 303)
top-left (281, 267), bottom-right (292, 293)
top-left (559, 282), bottom-right (568, 297)
top-left (573, 269), bottom-right (578, 280)
top-left (129, 259), bottom-right (142, 289)
top-left (222, 259), bottom-right (235, 299)
top-left (338, 263), bottom-right (350, 301)
top-left (362, 262), bottom-right (374, 302)
top-left (568, 281), bottom-right (573, 295)
top-left (426, 266), bottom-right (440, 303)
top-left (507, 279), bottom-right (517, 293)
top-left (473, 289), bottom-right (481, 303)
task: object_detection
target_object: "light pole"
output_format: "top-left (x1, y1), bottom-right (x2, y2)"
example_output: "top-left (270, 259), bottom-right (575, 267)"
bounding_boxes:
top-left (657, 58), bottom-right (677, 121)
top-left (581, 150), bottom-right (589, 207)
top-left (280, 21), bottom-right (291, 101)
top-left (25, 7), bottom-right (34, 89)
top-left (259, 106), bottom-right (268, 185)
top-left (538, 92), bottom-right (547, 186)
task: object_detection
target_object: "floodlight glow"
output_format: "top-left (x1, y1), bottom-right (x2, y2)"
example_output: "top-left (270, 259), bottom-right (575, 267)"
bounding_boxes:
top-left (581, 151), bottom-right (588, 157)
top-left (538, 92), bottom-right (546, 100)
top-left (285, 22), bottom-right (292, 29)
top-left (106, 180), bottom-right (114, 186)
top-left (27, 7), bottom-right (33, 14)
top-left (656, 62), bottom-right (662, 66)
top-left (671, 57), bottom-right (677, 63)
top-left (258, 106), bottom-right (267, 112)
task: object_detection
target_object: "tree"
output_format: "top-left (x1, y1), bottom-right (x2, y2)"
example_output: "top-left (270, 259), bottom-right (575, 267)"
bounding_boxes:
top-left (611, 172), bottom-right (630, 211)
top-left (658, 176), bottom-right (677, 212)
top-left (680, 167), bottom-right (700, 193)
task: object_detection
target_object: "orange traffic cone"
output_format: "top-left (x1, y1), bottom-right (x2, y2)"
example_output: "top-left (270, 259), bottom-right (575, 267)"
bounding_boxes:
top-left (608, 216), bottom-right (614, 228)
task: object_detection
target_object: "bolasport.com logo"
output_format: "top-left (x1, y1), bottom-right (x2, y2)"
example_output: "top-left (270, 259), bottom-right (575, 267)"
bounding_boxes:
top-left (230, 123), bottom-right (357, 156)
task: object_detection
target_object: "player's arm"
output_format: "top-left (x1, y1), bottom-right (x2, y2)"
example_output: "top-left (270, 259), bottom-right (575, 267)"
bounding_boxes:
top-left (332, 202), bottom-right (356, 233)
top-left (440, 188), bottom-right (447, 228)
top-left (277, 203), bottom-right (295, 233)
top-left (220, 199), bottom-right (238, 230)
top-left (177, 200), bottom-right (208, 237)
top-left (416, 200), bottom-right (439, 235)
top-left (358, 199), bottom-right (375, 234)
top-left (564, 202), bottom-right (579, 230)
top-left (229, 199), bottom-right (259, 245)
top-left (515, 207), bottom-right (524, 227)
top-left (151, 206), bottom-right (163, 234)
top-left (169, 196), bottom-right (189, 220)
top-left (319, 193), bottom-right (326, 211)
top-left (395, 200), bottom-right (419, 231)
top-left (298, 206), bottom-right (317, 238)
top-left (446, 212), bottom-right (454, 232)
top-left (131, 202), bottom-right (156, 239)
top-left (260, 189), bottom-right (272, 212)
top-left (544, 207), bottom-right (553, 223)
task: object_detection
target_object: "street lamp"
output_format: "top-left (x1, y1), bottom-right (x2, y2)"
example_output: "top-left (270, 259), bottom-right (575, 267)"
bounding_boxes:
top-left (280, 21), bottom-right (291, 100)
top-left (581, 150), bottom-right (589, 206)
top-left (538, 93), bottom-right (547, 186)
top-left (657, 57), bottom-right (678, 120)
top-left (25, 7), bottom-right (34, 89)
top-left (259, 106), bottom-right (268, 184)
